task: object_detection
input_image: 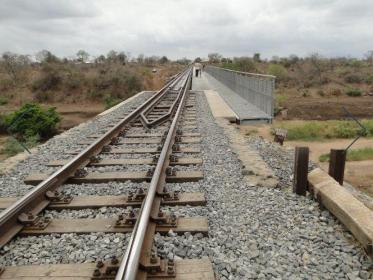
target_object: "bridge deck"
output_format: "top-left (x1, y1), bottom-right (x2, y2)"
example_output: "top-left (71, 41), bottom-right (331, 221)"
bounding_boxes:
top-left (192, 72), bottom-right (271, 124)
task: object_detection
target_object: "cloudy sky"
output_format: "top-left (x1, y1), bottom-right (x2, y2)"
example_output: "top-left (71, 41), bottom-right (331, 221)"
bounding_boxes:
top-left (0, 0), bottom-right (372, 59)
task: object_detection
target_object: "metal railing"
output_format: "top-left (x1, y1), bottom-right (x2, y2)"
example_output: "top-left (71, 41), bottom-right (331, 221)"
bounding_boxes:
top-left (205, 66), bottom-right (275, 118)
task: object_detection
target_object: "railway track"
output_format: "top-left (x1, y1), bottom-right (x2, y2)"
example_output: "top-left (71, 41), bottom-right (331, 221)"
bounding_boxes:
top-left (0, 68), bottom-right (214, 279)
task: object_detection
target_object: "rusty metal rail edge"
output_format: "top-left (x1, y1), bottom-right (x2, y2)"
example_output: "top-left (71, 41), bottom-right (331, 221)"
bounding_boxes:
top-left (0, 69), bottom-right (188, 248)
top-left (116, 68), bottom-right (193, 280)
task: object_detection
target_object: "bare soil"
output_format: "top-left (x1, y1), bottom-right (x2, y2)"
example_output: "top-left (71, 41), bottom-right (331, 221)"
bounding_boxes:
top-left (281, 96), bottom-right (373, 120)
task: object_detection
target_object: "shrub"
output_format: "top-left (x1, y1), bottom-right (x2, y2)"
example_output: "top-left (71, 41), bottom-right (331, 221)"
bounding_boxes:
top-left (93, 69), bottom-right (143, 99)
top-left (274, 94), bottom-right (288, 116)
top-left (344, 74), bottom-right (363, 83)
top-left (345, 88), bottom-right (362, 97)
top-left (222, 57), bottom-right (256, 73)
top-left (330, 88), bottom-right (342, 96)
top-left (0, 96), bottom-right (8, 105)
top-left (65, 74), bottom-right (83, 90)
top-left (0, 78), bottom-right (13, 91)
top-left (0, 114), bottom-right (7, 133)
top-left (317, 90), bottom-right (325, 96)
top-left (104, 95), bottom-right (122, 109)
top-left (33, 90), bottom-right (52, 102)
top-left (334, 121), bottom-right (360, 138)
top-left (365, 75), bottom-right (373, 84)
top-left (5, 103), bottom-right (61, 139)
top-left (64, 68), bottom-right (85, 91)
top-left (267, 64), bottom-right (288, 81)
top-left (31, 65), bottom-right (62, 92)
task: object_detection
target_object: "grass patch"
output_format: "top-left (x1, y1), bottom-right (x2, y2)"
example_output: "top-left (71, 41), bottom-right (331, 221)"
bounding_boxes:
top-left (274, 120), bottom-right (373, 141)
top-left (319, 147), bottom-right (373, 162)
top-left (346, 88), bottom-right (362, 97)
top-left (2, 135), bottom-right (40, 157)
top-left (104, 95), bottom-right (122, 109)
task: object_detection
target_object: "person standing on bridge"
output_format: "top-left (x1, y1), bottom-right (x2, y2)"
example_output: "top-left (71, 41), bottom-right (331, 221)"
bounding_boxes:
top-left (194, 62), bottom-right (202, 77)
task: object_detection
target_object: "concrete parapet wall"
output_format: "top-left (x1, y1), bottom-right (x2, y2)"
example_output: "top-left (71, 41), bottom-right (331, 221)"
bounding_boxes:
top-left (308, 168), bottom-right (373, 257)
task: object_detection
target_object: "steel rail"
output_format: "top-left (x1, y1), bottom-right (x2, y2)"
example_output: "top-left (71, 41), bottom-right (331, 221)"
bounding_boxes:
top-left (139, 70), bottom-right (189, 127)
top-left (0, 70), bottom-right (186, 248)
top-left (115, 68), bottom-right (192, 280)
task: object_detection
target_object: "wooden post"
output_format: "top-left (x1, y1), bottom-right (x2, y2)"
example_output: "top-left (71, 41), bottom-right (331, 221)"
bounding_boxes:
top-left (328, 149), bottom-right (346, 185)
top-left (293, 147), bottom-right (309, 196)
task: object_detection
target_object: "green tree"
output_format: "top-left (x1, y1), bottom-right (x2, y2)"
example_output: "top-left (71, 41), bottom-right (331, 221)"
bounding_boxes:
top-left (95, 55), bottom-right (106, 64)
top-left (253, 53), bottom-right (261, 62)
top-left (159, 56), bottom-right (169, 64)
top-left (107, 50), bottom-right (118, 63)
top-left (76, 49), bottom-right (89, 63)
top-left (117, 52), bottom-right (127, 64)
top-left (36, 50), bottom-right (59, 63)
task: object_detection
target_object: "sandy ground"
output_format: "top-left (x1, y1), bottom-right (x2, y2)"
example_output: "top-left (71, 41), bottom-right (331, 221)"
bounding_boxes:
top-left (45, 103), bottom-right (106, 131)
top-left (239, 124), bottom-right (373, 198)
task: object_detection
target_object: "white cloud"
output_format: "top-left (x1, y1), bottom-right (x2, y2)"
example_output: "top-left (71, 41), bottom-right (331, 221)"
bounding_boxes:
top-left (0, 0), bottom-right (372, 59)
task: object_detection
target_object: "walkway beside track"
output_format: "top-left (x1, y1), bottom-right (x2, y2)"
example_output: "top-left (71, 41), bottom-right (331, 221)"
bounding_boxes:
top-left (192, 72), bottom-right (271, 124)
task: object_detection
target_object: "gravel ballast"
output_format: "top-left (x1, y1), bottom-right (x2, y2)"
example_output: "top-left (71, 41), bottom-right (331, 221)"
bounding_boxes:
top-left (0, 90), bottom-right (371, 279)
top-left (155, 91), bottom-right (372, 279)
top-left (0, 91), bottom-right (154, 197)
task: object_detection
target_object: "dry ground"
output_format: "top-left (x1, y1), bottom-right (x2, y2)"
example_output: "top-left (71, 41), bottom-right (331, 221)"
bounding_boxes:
top-left (281, 95), bottom-right (373, 120)
top-left (239, 124), bottom-right (373, 198)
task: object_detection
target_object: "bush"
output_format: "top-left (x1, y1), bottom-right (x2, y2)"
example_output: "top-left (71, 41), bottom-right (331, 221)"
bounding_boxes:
top-left (65, 74), bottom-right (84, 90)
top-left (267, 64), bottom-right (288, 81)
top-left (0, 78), bottom-right (13, 91)
top-left (344, 74), bottom-right (363, 83)
top-left (32, 65), bottom-right (62, 92)
top-left (5, 103), bottom-right (61, 139)
top-left (317, 90), bottom-right (325, 96)
top-left (334, 121), bottom-right (360, 138)
top-left (0, 114), bottom-right (7, 133)
top-left (104, 95), bottom-right (122, 109)
top-left (274, 94), bottom-right (288, 116)
top-left (345, 88), bottom-right (362, 97)
top-left (222, 57), bottom-right (256, 73)
top-left (33, 90), bottom-right (53, 102)
top-left (93, 69), bottom-right (143, 99)
top-left (365, 75), bottom-right (373, 84)
top-left (330, 88), bottom-right (342, 96)
top-left (0, 96), bottom-right (8, 105)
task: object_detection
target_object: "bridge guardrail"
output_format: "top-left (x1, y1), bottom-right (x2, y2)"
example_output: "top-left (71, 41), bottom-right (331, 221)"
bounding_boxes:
top-left (205, 66), bottom-right (275, 118)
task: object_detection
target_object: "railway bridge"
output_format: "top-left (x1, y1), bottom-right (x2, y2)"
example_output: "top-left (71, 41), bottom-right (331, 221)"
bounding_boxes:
top-left (0, 66), bottom-right (371, 280)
